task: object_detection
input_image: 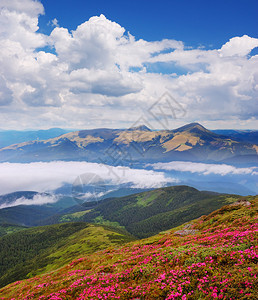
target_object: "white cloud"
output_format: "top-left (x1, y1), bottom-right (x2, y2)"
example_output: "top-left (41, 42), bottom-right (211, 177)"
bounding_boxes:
top-left (50, 14), bottom-right (125, 70)
top-left (149, 161), bottom-right (258, 176)
top-left (69, 68), bottom-right (142, 97)
top-left (0, 193), bottom-right (57, 209)
top-left (0, 0), bottom-right (257, 129)
top-left (0, 1), bottom-right (46, 49)
top-left (0, 0), bottom-right (44, 17)
top-left (219, 35), bottom-right (258, 57)
top-left (0, 161), bottom-right (178, 195)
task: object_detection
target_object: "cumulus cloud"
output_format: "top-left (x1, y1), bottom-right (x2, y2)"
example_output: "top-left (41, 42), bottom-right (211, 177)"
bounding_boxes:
top-left (50, 14), bottom-right (125, 70)
top-left (69, 68), bottom-right (142, 97)
top-left (0, 1), bottom-right (45, 49)
top-left (0, 0), bottom-right (44, 16)
top-left (219, 35), bottom-right (258, 57)
top-left (149, 161), bottom-right (258, 176)
top-left (0, 0), bottom-right (257, 129)
top-left (0, 193), bottom-right (57, 209)
top-left (0, 161), bottom-right (178, 195)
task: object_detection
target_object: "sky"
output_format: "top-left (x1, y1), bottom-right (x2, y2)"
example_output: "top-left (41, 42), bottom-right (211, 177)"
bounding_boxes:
top-left (0, 0), bottom-right (258, 130)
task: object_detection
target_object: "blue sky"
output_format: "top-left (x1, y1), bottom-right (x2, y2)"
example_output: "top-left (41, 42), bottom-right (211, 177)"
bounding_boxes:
top-left (40, 0), bottom-right (258, 48)
top-left (0, 0), bottom-right (257, 130)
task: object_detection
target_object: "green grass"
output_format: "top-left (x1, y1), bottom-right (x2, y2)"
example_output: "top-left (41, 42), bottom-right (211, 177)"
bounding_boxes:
top-left (59, 210), bottom-right (91, 222)
top-left (93, 215), bottom-right (125, 229)
top-left (0, 222), bottom-right (135, 288)
top-left (136, 190), bottom-right (161, 207)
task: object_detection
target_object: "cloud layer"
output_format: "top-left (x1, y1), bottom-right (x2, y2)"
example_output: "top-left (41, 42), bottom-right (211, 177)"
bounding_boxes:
top-left (0, 1), bottom-right (258, 129)
top-left (149, 161), bottom-right (258, 176)
top-left (0, 161), bottom-right (177, 195)
top-left (0, 193), bottom-right (57, 209)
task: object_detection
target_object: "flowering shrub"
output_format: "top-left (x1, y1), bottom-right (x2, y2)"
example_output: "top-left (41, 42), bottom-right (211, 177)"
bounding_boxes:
top-left (0, 197), bottom-right (257, 299)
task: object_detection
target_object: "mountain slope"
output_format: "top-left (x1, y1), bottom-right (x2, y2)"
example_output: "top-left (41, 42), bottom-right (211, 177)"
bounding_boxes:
top-left (45, 185), bottom-right (242, 238)
top-left (0, 223), bottom-right (27, 237)
top-left (1, 196), bottom-right (257, 299)
top-left (0, 123), bottom-right (257, 163)
top-left (0, 189), bottom-right (149, 229)
top-left (0, 222), bottom-right (134, 288)
top-left (0, 186), bottom-right (250, 239)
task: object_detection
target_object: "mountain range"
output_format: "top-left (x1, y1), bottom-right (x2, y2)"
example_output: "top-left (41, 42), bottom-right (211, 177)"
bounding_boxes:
top-left (0, 123), bottom-right (257, 164)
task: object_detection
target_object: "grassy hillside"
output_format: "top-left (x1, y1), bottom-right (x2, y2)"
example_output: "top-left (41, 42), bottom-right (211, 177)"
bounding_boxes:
top-left (51, 186), bottom-right (241, 238)
top-left (0, 223), bottom-right (27, 237)
top-left (0, 196), bottom-right (257, 299)
top-left (0, 222), bottom-right (135, 288)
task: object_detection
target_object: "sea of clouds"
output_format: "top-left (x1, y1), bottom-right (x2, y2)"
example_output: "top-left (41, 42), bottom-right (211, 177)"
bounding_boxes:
top-left (149, 161), bottom-right (258, 176)
top-left (0, 160), bottom-right (257, 207)
top-left (0, 161), bottom-right (178, 196)
top-left (0, 193), bottom-right (57, 209)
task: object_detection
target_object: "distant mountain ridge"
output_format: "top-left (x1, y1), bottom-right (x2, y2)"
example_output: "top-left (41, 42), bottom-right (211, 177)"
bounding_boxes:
top-left (0, 123), bottom-right (257, 163)
top-left (212, 129), bottom-right (258, 144)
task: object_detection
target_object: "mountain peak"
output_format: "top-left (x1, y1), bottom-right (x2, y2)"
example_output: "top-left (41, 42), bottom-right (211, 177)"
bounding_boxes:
top-left (174, 122), bottom-right (209, 133)
top-left (128, 125), bottom-right (152, 132)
